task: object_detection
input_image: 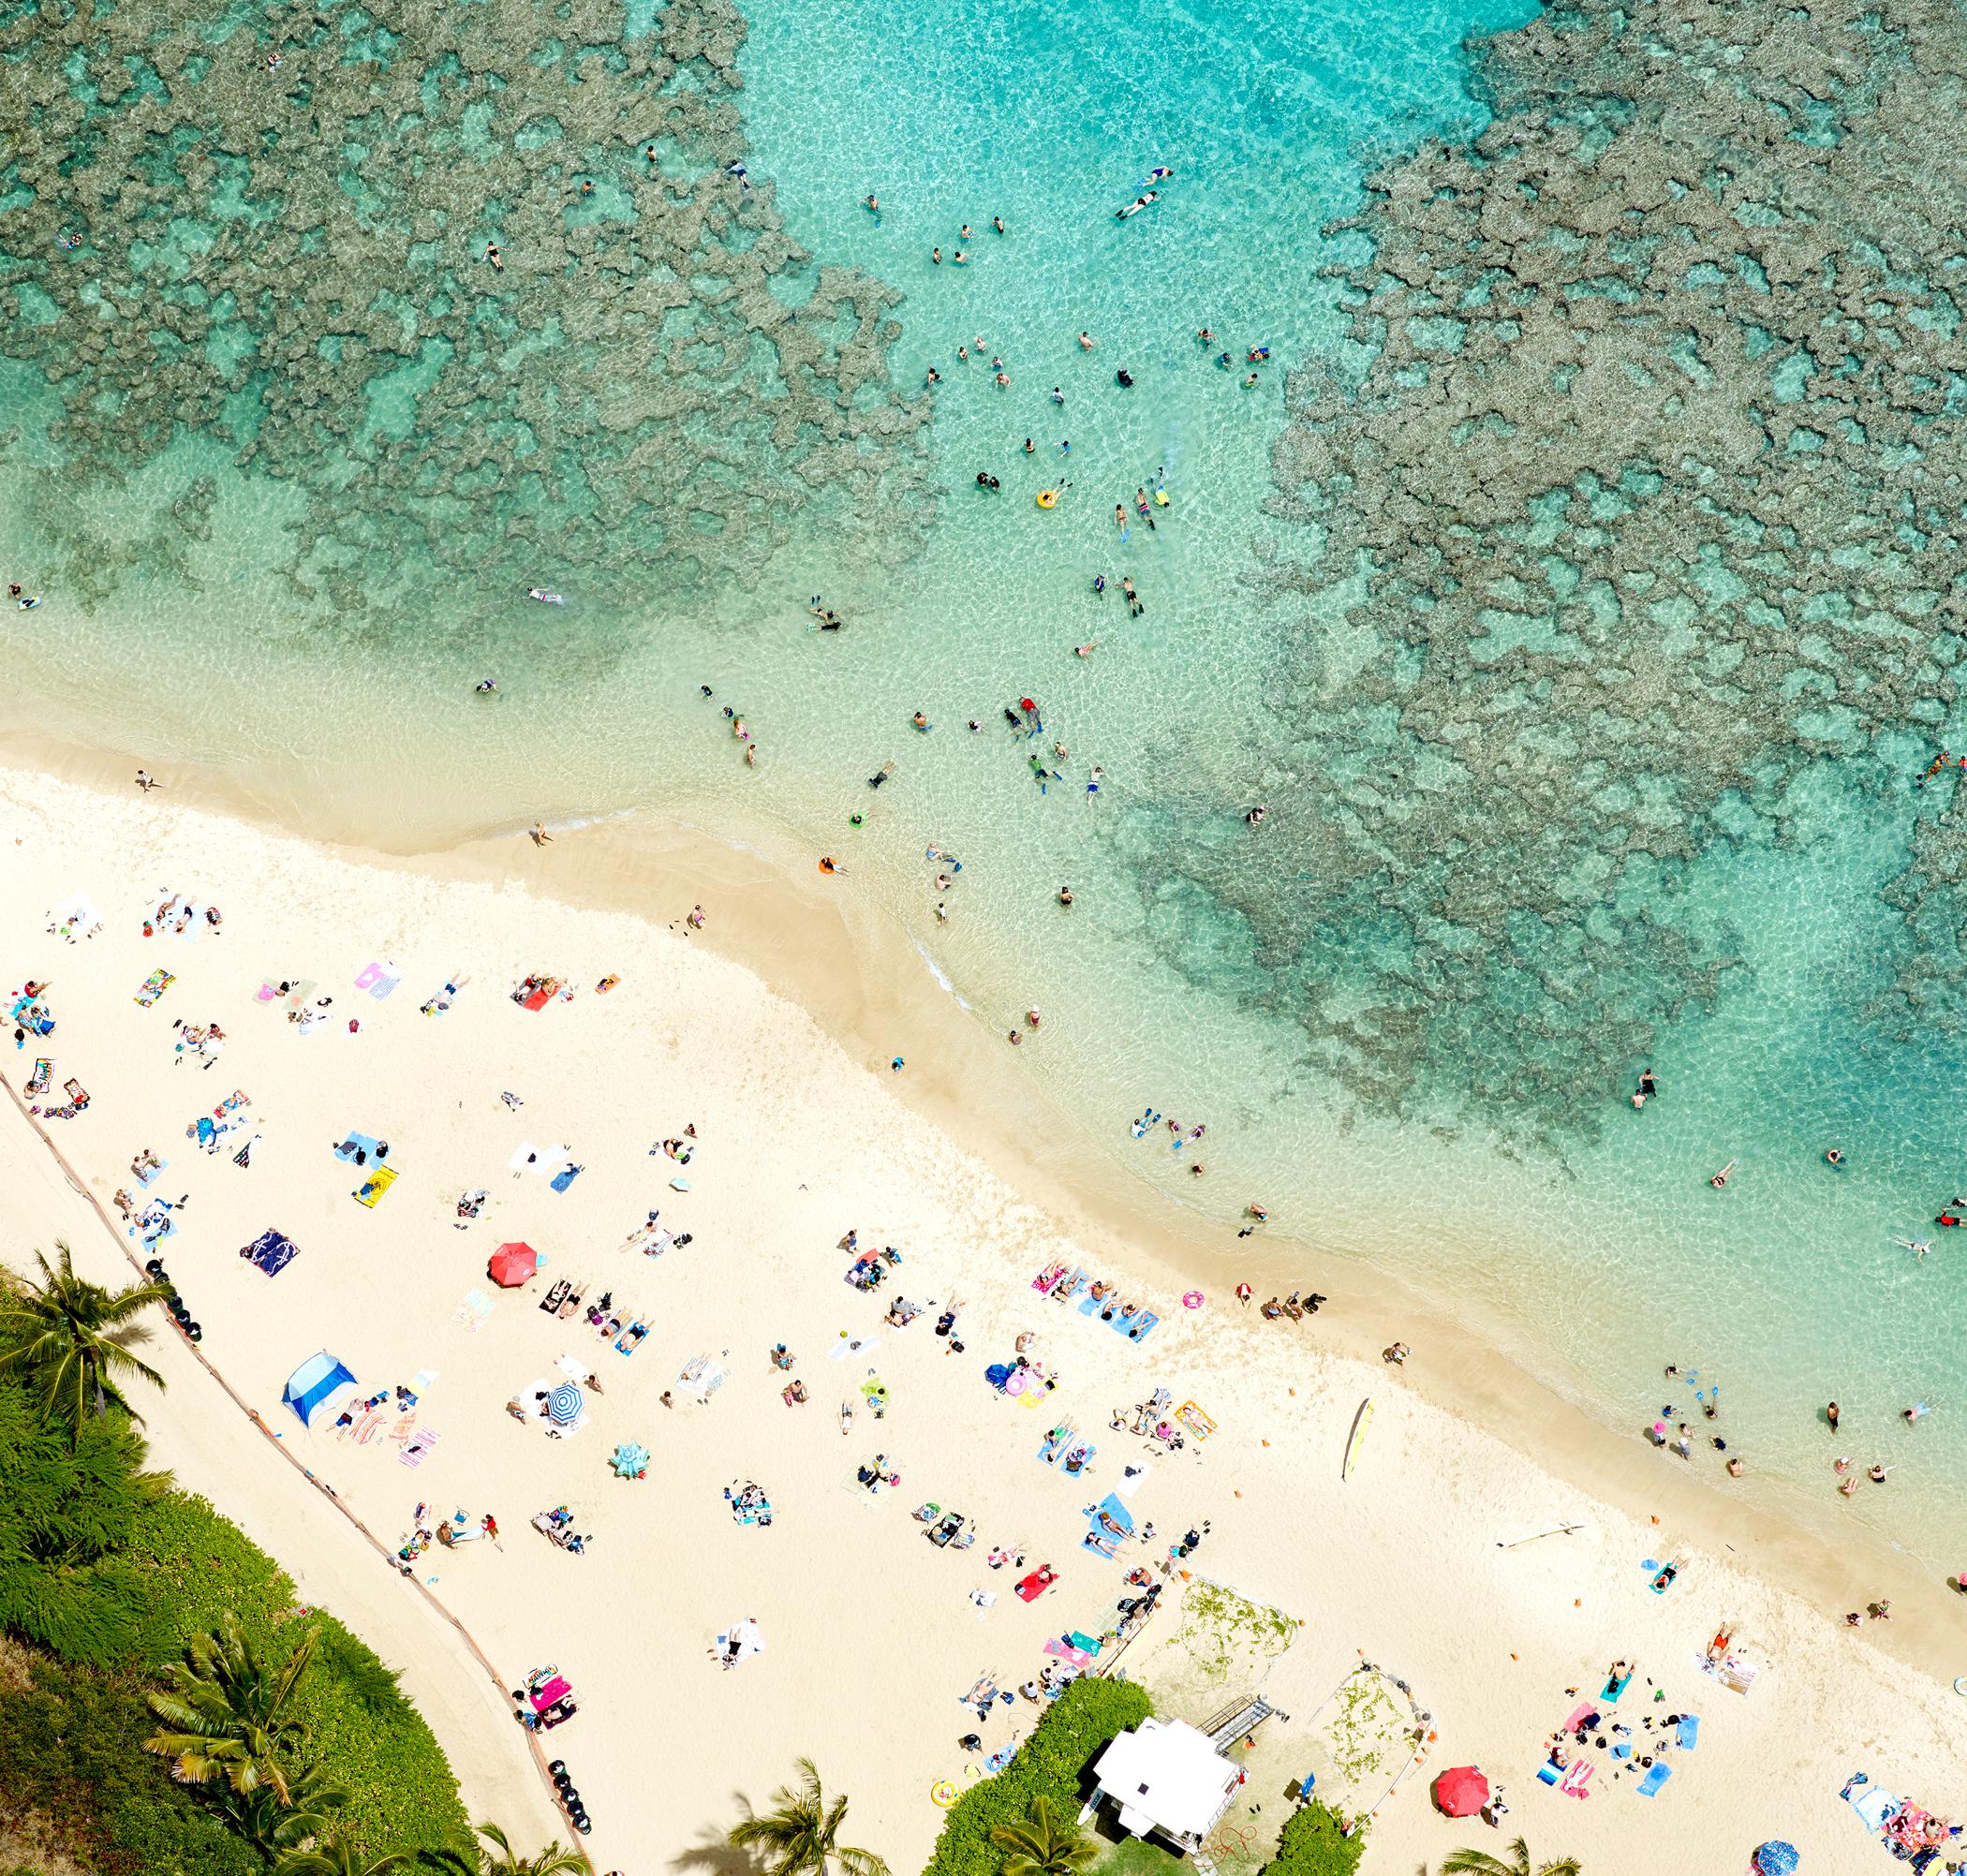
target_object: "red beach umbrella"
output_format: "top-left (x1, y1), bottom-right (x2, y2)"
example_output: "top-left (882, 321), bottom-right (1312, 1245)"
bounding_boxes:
top-left (488, 1241), bottom-right (539, 1288)
top-left (1433, 1765), bottom-right (1489, 1817)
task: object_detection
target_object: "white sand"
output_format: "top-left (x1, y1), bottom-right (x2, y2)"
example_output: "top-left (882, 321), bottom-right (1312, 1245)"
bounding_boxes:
top-left (1, 761), bottom-right (1960, 1876)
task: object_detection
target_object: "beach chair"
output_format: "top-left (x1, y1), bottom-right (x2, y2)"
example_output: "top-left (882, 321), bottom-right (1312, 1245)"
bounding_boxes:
top-left (1634, 1763), bottom-right (1671, 1797)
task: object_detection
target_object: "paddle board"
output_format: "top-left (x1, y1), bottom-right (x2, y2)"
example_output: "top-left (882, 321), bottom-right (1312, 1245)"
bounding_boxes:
top-left (1343, 1396), bottom-right (1374, 1481)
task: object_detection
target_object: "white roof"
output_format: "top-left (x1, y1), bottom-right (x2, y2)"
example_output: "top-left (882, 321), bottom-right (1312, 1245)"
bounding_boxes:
top-left (1092, 1720), bottom-right (1240, 1843)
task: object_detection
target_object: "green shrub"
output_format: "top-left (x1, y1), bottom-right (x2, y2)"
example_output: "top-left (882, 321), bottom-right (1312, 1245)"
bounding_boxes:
top-left (125, 1493), bottom-right (470, 1858)
top-left (0, 1646), bottom-right (264, 1876)
top-left (1257, 1800), bottom-right (1365, 1876)
top-left (924, 1677), bottom-right (1154, 1876)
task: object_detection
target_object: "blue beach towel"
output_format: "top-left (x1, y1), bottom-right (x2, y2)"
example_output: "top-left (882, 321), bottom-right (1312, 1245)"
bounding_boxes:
top-left (1635, 1764), bottom-right (1672, 1797)
top-left (1536, 1763), bottom-right (1560, 1787)
top-left (1077, 1289), bottom-right (1102, 1317)
top-left (550, 1163), bottom-right (583, 1193)
top-left (1109, 1307), bottom-right (1139, 1337)
top-left (1126, 1310), bottom-right (1160, 1343)
top-left (1676, 1715), bottom-right (1698, 1750)
top-left (333, 1131), bottom-right (382, 1164)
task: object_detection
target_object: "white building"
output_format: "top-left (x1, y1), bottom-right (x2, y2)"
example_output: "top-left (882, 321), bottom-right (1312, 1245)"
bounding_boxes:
top-left (1081, 1719), bottom-right (1246, 1855)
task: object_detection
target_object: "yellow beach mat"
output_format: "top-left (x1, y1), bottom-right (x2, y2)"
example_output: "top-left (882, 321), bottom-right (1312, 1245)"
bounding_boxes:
top-left (353, 1165), bottom-right (397, 1208)
top-left (1176, 1400), bottom-right (1216, 1440)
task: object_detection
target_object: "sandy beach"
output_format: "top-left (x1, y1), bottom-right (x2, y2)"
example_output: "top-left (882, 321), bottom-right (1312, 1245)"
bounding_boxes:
top-left (3, 754), bottom-right (1961, 1876)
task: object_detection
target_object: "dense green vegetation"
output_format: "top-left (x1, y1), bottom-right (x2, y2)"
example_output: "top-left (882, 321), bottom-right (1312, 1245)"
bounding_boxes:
top-left (923, 1677), bottom-right (1154, 1876)
top-left (0, 1243), bottom-right (569, 1876)
top-left (1257, 1802), bottom-right (1366, 1876)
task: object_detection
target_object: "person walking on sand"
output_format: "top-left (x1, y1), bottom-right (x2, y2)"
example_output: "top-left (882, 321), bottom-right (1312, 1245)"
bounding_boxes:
top-left (135, 768), bottom-right (158, 791)
top-left (529, 822), bottom-right (552, 846)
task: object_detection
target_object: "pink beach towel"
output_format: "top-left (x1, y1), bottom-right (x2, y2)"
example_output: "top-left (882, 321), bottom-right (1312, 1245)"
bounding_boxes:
top-left (1043, 1638), bottom-right (1092, 1668)
top-left (1560, 1762), bottom-right (1593, 1799)
top-left (1560, 1702), bottom-right (1593, 1733)
top-left (398, 1428), bottom-right (439, 1469)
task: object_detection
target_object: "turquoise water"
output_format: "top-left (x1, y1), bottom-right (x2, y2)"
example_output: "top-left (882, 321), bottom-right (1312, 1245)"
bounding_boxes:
top-left (3, 0), bottom-right (1963, 1571)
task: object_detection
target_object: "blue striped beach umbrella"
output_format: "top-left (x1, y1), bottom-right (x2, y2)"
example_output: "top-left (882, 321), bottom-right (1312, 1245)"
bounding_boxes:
top-left (545, 1382), bottom-right (584, 1426)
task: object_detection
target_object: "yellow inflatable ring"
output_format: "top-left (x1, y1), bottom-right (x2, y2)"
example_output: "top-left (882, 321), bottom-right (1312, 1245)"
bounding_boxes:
top-left (1036, 490), bottom-right (1057, 509)
top-left (930, 1780), bottom-right (959, 1809)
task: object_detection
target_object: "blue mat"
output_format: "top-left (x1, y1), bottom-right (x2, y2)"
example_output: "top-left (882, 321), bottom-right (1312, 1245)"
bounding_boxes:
top-left (1676, 1715), bottom-right (1698, 1750)
top-left (333, 1130), bottom-right (382, 1164)
top-left (1635, 1764), bottom-right (1672, 1797)
top-left (551, 1163), bottom-right (583, 1193)
top-left (1126, 1311), bottom-right (1161, 1343)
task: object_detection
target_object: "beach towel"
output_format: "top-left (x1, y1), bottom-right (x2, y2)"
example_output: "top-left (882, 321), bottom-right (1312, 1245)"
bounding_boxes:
top-left (528, 1145), bottom-right (569, 1179)
top-left (1054, 1270), bottom-right (1088, 1304)
top-left (333, 1130), bottom-right (383, 1164)
top-left (453, 1288), bottom-right (495, 1330)
top-left (1109, 1306), bottom-right (1140, 1337)
top-left (231, 1133), bottom-right (259, 1168)
top-left (1044, 1638), bottom-right (1091, 1668)
top-left (49, 890), bottom-right (102, 935)
top-left (134, 968), bottom-right (174, 1008)
top-left (829, 1335), bottom-right (880, 1361)
top-left (1126, 1310), bottom-right (1161, 1343)
top-left (398, 1428), bottom-right (439, 1469)
top-left (25, 1057), bottom-right (51, 1095)
top-left (134, 1156), bottom-right (169, 1187)
top-left (1067, 1630), bottom-right (1102, 1655)
top-left (1060, 1440), bottom-right (1095, 1477)
top-left (1090, 1492), bottom-right (1134, 1538)
top-left (550, 1162), bottom-right (583, 1193)
top-left (1675, 1715), bottom-right (1698, 1750)
top-left (1560, 1763), bottom-right (1593, 1799)
top-left (243, 1228), bottom-right (298, 1277)
top-left (1851, 1786), bottom-right (1900, 1833)
top-left (1536, 1762), bottom-right (1560, 1787)
top-left (1038, 1425), bottom-right (1073, 1464)
top-left (356, 961), bottom-right (401, 998)
top-left (1077, 1289), bottom-right (1102, 1317)
top-left (1031, 1262), bottom-right (1066, 1293)
top-left (508, 1141), bottom-right (542, 1174)
top-left (1560, 1702), bottom-right (1593, 1734)
top-left (1115, 1462), bottom-right (1152, 1498)
top-left (1602, 1671), bottom-right (1632, 1703)
top-left (1634, 1763), bottom-right (1671, 1797)
top-left (353, 1166), bottom-right (396, 1207)
top-left (615, 1320), bottom-right (649, 1355)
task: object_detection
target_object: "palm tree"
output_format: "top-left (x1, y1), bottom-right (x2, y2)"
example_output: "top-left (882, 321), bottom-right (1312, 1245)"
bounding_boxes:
top-left (0, 1242), bottom-right (169, 1437)
top-left (989, 1796), bottom-right (1096, 1876)
top-left (457, 1821), bottom-right (586, 1875)
top-left (1442, 1840), bottom-right (1581, 1876)
top-left (144, 1617), bottom-right (320, 1805)
top-left (276, 1845), bottom-right (410, 1876)
top-left (727, 1758), bottom-right (889, 1876)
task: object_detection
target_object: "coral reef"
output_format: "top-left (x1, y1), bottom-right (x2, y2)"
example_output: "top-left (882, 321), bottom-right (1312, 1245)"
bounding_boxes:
top-left (0, 0), bottom-right (929, 612)
top-left (1156, 0), bottom-right (1967, 1134)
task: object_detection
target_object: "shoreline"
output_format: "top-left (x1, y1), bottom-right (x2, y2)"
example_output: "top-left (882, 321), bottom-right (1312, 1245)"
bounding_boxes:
top-left (4, 729), bottom-right (1960, 1689)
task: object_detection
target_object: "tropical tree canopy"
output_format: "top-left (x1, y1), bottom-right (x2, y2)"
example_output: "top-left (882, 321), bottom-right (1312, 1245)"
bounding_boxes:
top-left (144, 1616), bottom-right (321, 1804)
top-left (0, 1376), bottom-right (161, 1662)
top-left (274, 1843), bottom-right (409, 1876)
top-left (728, 1757), bottom-right (890, 1876)
top-left (989, 1795), bottom-right (1097, 1876)
top-left (0, 1242), bottom-right (169, 1436)
top-left (464, 1820), bottom-right (589, 1875)
top-left (1441, 1839), bottom-right (1582, 1876)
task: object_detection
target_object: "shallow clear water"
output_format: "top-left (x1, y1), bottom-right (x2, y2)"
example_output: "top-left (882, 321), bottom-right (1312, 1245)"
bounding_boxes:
top-left (3, 0), bottom-right (1963, 1570)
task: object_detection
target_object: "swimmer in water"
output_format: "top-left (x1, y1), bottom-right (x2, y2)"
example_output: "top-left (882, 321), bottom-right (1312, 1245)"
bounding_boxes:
top-left (865, 195), bottom-right (880, 214)
top-left (1024, 437), bottom-right (1036, 454)
top-left (1196, 327), bottom-right (1214, 344)
top-left (1092, 573), bottom-right (1106, 597)
top-left (1057, 886), bottom-right (1074, 906)
top-left (1825, 1146), bottom-right (1844, 1164)
top-left (475, 678), bottom-right (497, 693)
top-left (993, 215), bottom-right (1005, 233)
top-left (1147, 166), bottom-right (1173, 181)
top-left (1247, 805), bottom-right (1266, 825)
top-left (1051, 386), bottom-right (1065, 406)
top-left (1074, 643), bottom-right (1098, 657)
top-left (976, 471), bottom-right (1000, 490)
top-left (1079, 331), bottom-right (1095, 349)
